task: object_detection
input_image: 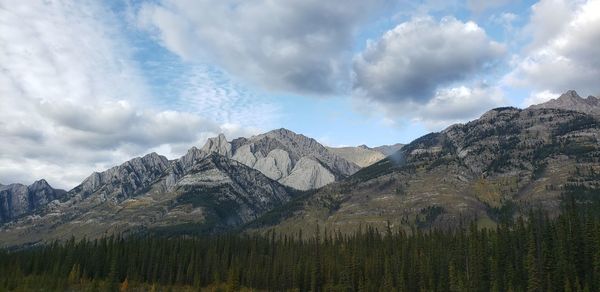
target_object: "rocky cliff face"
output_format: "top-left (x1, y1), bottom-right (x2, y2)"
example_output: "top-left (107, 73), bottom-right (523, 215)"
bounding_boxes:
top-left (69, 152), bottom-right (171, 203)
top-left (0, 180), bottom-right (66, 223)
top-left (255, 104), bottom-right (600, 235)
top-left (201, 129), bottom-right (361, 190)
top-left (530, 90), bottom-right (600, 115)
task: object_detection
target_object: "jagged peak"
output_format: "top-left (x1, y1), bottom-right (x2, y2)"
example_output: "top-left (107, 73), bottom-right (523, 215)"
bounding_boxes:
top-left (29, 179), bottom-right (51, 188)
top-left (262, 128), bottom-right (305, 139)
top-left (560, 89), bottom-right (581, 99)
top-left (201, 133), bottom-right (232, 156)
top-left (180, 146), bottom-right (207, 164)
top-left (269, 128), bottom-right (295, 135)
top-left (530, 89), bottom-right (600, 115)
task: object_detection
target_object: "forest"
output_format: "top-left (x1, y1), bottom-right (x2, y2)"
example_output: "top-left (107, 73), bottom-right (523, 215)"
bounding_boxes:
top-left (1, 194), bottom-right (600, 292)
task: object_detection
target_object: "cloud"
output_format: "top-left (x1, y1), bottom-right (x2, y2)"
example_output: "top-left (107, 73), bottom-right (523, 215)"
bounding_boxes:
top-left (0, 1), bottom-right (267, 189)
top-left (505, 0), bottom-right (600, 96)
top-left (352, 16), bottom-right (505, 104)
top-left (175, 66), bottom-right (281, 130)
top-left (414, 85), bottom-right (507, 129)
top-left (137, 0), bottom-right (385, 95)
top-left (522, 90), bottom-right (559, 107)
top-left (351, 83), bottom-right (506, 131)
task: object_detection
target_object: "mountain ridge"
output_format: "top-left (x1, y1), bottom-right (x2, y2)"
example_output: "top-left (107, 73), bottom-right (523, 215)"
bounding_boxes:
top-left (0, 150), bottom-right (295, 247)
top-left (200, 128), bottom-right (361, 190)
top-left (3, 91), bottom-right (600, 246)
top-left (530, 90), bottom-right (600, 115)
top-left (250, 103), bottom-right (600, 235)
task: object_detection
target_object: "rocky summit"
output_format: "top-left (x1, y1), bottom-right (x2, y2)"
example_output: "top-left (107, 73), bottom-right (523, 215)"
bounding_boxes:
top-left (200, 128), bottom-right (361, 190)
top-left (0, 179), bottom-right (66, 223)
top-left (530, 90), bottom-right (600, 116)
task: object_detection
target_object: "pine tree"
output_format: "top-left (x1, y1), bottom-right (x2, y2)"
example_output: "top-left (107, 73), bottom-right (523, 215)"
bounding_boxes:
top-left (119, 277), bottom-right (129, 292)
top-left (68, 263), bottom-right (81, 285)
top-left (526, 230), bottom-right (541, 292)
top-left (226, 267), bottom-right (239, 292)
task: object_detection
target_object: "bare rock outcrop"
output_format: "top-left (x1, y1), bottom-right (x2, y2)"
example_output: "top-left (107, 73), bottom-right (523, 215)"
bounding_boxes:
top-left (201, 128), bottom-right (361, 190)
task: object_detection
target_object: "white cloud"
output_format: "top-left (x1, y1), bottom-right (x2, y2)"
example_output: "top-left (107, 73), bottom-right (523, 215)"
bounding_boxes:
top-left (0, 1), bottom-right (269, 189)
top-left (352, 84), bottom-right (506, 131)
top-left (137, 0), bottom-right (385, 95)
top-left (522, 90), bottom-right (559, 107)
top-left (506, 0), bottom-right (600, 96)
top-left (175, 66), bottom-right (281, 130)
top-left (414, 85), bottom-right (507, 129)
top-left (352, 16), bottom-right (505, 104)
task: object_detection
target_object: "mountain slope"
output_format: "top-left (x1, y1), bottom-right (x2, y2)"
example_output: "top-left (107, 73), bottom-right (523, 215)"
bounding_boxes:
top-left (326, 145), bottom-right (386, 167)
top-left (201, 128), bottom-right (361, 190)
top-left (372, 143), bottom-right (405, 156)
top-left (69, 152), bottom-right (171, 203)
top-left (0, 180), bottom-right (66, 223)
top-left (0, 150), bottom-right (294, 247)
top-left (252, 105), bottom-right (600, 235)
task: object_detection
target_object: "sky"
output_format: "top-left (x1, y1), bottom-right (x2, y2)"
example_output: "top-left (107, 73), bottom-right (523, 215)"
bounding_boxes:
top-left (1, 0), bottom-right (600, 189)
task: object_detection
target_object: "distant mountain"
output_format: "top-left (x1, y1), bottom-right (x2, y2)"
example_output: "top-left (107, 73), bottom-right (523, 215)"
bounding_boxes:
top-left (372, 143), bottom-right (405, 156)
top-left (0, 150), bottom-right (294, 247)
top-left (251, 103), bottom-right (600, 235)
top-left (201, 128), bottom-right (361, 190)
top-left (326, 145), bottom-right (386, 167)
top-left (530, 90), bottom-right (600, 115)
top-left (0, 180), bottom-right (66, 223)
top-left (0, 128), bottom-right (363, 246)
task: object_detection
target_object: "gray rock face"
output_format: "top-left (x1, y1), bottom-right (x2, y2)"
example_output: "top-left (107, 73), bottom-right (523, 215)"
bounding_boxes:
top-left (201, 128), bottom-right (361, 190)
top-left (201, 134), bottom-right (232, 157)
top-left (69, 152), bottom-right (171, 202)
top-left (280, 157), bottom-right (335, 190)
top-left (172, 153), bottom-right (292, 224)
top-left (0, 179), bottom-right (66, 223)
top-left (530, 90), bottom-right (600, 115)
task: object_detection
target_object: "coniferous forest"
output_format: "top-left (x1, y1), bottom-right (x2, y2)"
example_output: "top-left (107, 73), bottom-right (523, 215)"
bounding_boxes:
top-left (1, 195), bottom-right (600, 292)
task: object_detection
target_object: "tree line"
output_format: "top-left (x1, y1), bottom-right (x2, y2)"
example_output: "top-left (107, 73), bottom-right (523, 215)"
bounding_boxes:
top-left (1, 195), bottom-right (600, 291)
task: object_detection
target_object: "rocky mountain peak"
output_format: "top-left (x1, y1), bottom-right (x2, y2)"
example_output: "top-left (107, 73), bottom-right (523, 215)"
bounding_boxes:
top-left (530, 90), bottom-right (600, 115)
top-left (197, 128), bottom-right (361, 190)
top-left (29, 179), bottom-right (51, 189)
top-left (561, 89), bottom-right (581, 99)
top-left (72, 152), bottom-right (170, 201)
top-left (0, 179), bottom-right (66, 223)
top-left (201, 133), bottom-right (232, 157)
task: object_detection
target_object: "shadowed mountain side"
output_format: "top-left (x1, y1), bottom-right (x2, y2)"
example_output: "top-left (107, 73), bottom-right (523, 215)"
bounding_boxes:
top-left (248, 105), bottom-right (600, 236)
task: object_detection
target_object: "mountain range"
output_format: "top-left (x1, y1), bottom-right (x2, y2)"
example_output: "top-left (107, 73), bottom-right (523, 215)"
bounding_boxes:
top-left (1, 90), bottom-right (599, 247)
